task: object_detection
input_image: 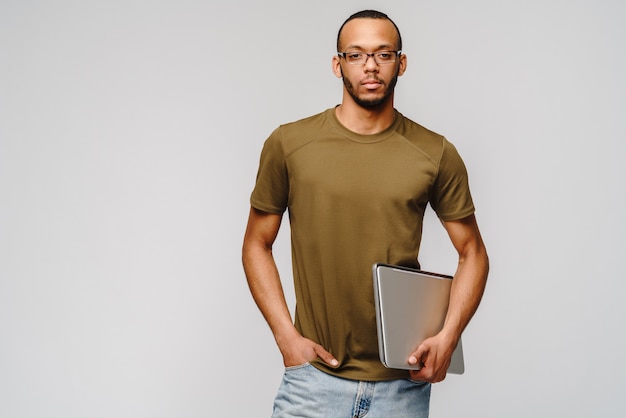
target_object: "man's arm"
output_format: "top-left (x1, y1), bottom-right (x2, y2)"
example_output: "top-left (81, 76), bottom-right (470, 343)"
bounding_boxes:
top-left (408, 213), bottom-right (489, 382)
top-left (242, 207), bottom-right (338, 367)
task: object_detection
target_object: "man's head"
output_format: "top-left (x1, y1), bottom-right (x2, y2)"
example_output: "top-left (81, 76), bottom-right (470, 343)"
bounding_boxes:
top-left (336, 10), bottom-right (402, 53)
top-left (333, 10), bottom-right (406, 109)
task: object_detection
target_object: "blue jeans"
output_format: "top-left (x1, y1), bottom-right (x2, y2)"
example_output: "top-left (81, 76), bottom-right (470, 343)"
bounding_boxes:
top-left (272, 363), bottom-right (431, 418)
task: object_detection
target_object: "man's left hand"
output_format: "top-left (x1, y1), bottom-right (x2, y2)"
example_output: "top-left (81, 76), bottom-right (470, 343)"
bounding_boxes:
top-left (407, 332), bottom-right (457, 383)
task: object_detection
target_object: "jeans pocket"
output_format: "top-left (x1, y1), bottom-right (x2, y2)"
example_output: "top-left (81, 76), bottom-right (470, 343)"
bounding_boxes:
top-left (407, 377), bottom-right (429, 386)
top-left (284, 362), bottom-right (311, 372)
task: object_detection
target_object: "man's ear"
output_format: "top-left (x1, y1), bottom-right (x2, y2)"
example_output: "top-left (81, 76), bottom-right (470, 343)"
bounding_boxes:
top-left (332, 55), bottom-right (343, 78)
top-left (398, 53), bottom-right (407, 77)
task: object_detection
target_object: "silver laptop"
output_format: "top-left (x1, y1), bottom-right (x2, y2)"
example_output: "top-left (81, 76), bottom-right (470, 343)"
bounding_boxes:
top-left (372, 263), bottom-right (465, 374)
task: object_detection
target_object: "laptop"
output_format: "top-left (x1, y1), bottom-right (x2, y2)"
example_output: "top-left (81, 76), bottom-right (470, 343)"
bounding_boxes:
top-left (372, 263), bottom-right (465, 374)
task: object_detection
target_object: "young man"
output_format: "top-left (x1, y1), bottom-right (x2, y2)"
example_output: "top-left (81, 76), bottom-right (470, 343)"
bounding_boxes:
top-left (242, 10), bottom-right (489, 418)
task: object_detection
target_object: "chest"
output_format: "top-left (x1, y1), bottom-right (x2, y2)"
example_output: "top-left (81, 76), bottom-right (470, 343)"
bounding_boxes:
top-left (286, 138), bottom-right (437, 206)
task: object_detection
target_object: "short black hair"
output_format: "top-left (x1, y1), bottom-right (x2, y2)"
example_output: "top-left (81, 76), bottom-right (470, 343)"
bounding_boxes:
top-left (336, 10), bottom-right (402, 52)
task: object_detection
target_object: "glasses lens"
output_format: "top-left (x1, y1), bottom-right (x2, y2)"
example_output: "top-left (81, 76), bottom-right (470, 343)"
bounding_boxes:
top-left (374, 51), bottom-right (396, 64)
top-left (343, 51), bottom-right (398, 65)
top-left (344, 52), bottom-right (365, 64)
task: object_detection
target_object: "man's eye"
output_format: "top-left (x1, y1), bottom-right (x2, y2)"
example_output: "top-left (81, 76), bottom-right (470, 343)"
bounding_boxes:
top-left (377, 53), bottom-right (391, 60)
top-left (347, 53), bottom-right (363, 60)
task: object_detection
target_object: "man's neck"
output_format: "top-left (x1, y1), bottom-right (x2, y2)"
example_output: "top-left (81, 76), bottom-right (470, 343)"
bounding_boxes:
top-left (334, 97), bottom-right (396, 135)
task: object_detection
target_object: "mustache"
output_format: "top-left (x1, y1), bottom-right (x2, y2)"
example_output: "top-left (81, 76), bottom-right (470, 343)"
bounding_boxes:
top-left (361, 77), bottom-right (384, 84)
top-left (338, 67), bottom-right (384, 83)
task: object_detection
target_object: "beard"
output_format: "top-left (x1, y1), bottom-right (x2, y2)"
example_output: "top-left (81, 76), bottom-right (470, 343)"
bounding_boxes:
top-left (341, 68), bottom-right (400, 109)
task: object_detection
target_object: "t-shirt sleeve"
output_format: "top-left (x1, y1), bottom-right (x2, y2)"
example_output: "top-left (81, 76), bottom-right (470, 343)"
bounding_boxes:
top-left (250, 127), bottom-right (289, 214)
top-left (429, 138), bottom-right (475, 221)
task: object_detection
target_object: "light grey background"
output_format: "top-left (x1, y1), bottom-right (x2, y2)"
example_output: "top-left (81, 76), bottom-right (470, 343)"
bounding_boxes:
top-left (1, 0), bottom-right (625, 417)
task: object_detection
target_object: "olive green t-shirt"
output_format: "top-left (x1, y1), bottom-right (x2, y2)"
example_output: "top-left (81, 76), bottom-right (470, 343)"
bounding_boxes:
top-left (250, 107), bottom-right (475, 381)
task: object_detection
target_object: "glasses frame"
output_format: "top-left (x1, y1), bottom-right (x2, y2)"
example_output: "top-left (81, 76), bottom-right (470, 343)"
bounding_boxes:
top-left (337, 50), bottom-right (402, 65)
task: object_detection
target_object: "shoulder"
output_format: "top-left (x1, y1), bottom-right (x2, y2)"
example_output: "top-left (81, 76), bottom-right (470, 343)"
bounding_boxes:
top-left (394, 111), bottom-right (456, 163)
top-left (395, 111), bottom-right (445, 144)
top-left (272, 109), bottom-right (335, 156)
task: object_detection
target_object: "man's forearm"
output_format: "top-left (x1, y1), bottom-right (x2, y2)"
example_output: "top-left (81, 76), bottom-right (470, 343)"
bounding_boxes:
top-left (442, 248), bottom-right (489, 342)
top-left (242, 238), bottom-right (298, 346)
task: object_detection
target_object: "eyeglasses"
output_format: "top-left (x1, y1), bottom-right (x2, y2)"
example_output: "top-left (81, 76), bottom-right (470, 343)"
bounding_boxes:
top-left (338, 50), bottom-right (402, 65)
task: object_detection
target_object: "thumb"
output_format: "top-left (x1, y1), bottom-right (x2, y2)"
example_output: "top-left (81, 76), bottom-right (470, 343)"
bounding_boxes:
top-left (314, 345), bottom-right (339, 368)
top-left (408, 343), bottom-right (428, 367)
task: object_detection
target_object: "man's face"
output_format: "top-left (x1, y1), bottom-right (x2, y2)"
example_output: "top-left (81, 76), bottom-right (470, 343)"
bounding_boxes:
top-left (333, 18), bottom-right (407, 109)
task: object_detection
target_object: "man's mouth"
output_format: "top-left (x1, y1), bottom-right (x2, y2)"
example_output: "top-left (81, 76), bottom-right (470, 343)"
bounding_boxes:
top-left (362, 79), bottom-right (383, 89)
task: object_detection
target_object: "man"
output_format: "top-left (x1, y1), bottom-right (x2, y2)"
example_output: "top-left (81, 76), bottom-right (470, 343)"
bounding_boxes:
top-left (242, 9), bottom-right (488, 418)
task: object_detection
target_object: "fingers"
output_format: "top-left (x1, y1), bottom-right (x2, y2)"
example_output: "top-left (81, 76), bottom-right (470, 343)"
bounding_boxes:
top-left (410, 366), bottom-right (447, 383)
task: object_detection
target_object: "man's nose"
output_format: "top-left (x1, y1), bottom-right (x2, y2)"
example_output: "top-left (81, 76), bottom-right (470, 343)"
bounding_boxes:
top-left (363, 54), bottom-right (379, 71)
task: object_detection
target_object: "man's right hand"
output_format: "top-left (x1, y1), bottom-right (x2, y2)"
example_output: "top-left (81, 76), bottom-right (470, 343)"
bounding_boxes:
top-left (279, 332), bottom-right (339, 368)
